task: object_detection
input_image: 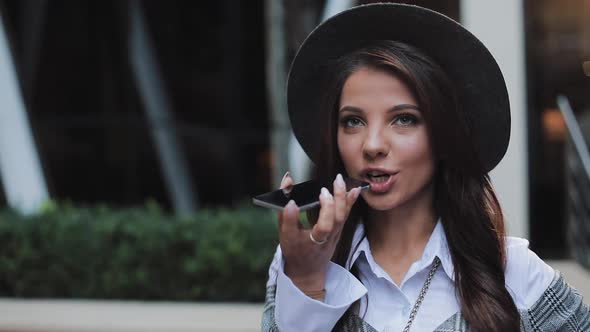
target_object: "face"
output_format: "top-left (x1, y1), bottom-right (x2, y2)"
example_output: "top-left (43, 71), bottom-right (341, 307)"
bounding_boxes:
top-left (337, 66), bottom-right (435, 211)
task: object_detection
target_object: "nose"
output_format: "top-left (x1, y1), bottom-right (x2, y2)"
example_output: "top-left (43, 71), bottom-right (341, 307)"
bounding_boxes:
top-left (363, 126), bottom-right (389, 160)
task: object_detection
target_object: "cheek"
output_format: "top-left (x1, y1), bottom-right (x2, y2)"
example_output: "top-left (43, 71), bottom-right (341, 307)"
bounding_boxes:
top-left (337, 132), bottom-right (361, 168)
top-left (394, 133), bottom-right (434, 169)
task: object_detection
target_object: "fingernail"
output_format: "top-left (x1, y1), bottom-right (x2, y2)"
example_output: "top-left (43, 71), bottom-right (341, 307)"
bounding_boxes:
top-left (286, 200), bottom-right (296, 214)
top-left (282, 171), bottom-right (291, 181)
top-left (321, 187), bottom-right (330, 198)
top-left (335, 173), bottom-right (345, 189)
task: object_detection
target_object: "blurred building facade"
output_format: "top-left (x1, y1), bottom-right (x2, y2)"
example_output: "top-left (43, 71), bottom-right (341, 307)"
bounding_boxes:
top-left (0, 0), bottom-right (588, 259)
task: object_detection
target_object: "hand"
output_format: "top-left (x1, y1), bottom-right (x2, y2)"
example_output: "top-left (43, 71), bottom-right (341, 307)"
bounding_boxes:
top-left (277, 172), bottom-right (362, 293)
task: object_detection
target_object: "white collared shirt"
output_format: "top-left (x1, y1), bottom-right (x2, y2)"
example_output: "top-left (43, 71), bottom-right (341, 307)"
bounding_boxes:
top-left (267, 221), bottom-right (555, 332)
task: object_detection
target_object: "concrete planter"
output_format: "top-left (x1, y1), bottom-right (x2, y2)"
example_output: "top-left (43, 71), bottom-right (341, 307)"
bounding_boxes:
top-left (0, 299), bottom-right (262, 332)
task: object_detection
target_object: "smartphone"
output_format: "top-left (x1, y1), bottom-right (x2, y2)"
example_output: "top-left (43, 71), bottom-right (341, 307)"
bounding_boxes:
top-left (252, 177), bottom-right (370, 211)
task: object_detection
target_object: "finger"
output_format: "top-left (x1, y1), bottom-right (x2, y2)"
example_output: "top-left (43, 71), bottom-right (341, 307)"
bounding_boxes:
top-left (332, 187), bottom-right (361, 240)
top-left (333, 173), bottom-right (347, 225)
top-left (277, 171), bottom-right (294, 230)
top-left (343, 188), bottom-right (361, 225)
top-left (277, 206), bottom-right (284, 230)
top-left (280, 200), bottom-right (301, 235)
top-left (279, 171), bottom-right (294, 189)
top-left (311, 187), bottom-right (334, 243)
top-left (346, 187), bottom-right (361, 208)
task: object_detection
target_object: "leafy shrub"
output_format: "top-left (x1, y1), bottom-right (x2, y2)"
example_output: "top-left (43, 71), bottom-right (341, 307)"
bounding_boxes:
top-left (0, 202), bottom-right (278, 301)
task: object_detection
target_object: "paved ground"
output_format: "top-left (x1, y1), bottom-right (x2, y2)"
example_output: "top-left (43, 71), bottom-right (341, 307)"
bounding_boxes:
top-left (0, 260), bottom-right (588, 332)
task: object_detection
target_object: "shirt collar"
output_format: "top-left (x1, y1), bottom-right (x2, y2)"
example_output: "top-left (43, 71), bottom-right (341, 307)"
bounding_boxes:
top-left (346, 218), bottom-right (455, 281)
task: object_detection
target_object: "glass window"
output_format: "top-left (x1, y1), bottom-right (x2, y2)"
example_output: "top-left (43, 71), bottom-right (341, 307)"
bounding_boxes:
top-left (526, 0), bottom-right (590, 258)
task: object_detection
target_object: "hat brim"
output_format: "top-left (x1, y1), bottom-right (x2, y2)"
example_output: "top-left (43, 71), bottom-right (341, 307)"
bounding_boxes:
top-left (287, 3), bottom-right (510, 173)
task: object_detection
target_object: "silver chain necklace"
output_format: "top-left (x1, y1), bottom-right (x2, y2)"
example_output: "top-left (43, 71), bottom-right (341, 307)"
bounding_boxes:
top-left (401, 256), bottom-right (441, 332)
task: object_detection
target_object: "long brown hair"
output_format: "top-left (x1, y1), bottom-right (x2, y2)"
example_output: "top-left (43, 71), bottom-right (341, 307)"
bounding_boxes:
top-left (313, 41), bottom-right (520, 331)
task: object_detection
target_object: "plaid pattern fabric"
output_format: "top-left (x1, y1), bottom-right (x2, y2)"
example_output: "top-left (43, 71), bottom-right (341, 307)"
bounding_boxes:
top-left (521, 272), bottom-right (590, 332)
top-left (261, 285), bottom-right (280, 332)
top-left (261, 272), bottom-right (590, 331)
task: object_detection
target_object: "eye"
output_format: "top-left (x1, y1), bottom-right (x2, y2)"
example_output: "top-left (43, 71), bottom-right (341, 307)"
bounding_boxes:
top-left (393, 114), bottom-right (418, 126)
top-left (340, 116), bottom-right (365, 128)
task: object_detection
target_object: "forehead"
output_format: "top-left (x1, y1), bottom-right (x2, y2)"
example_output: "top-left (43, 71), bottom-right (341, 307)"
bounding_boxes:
top-left (339, 67), bottom-right (417, 109)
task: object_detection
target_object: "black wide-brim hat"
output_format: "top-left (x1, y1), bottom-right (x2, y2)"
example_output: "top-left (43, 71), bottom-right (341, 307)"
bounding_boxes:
top-left (287, 3), bottom-right (510, 173)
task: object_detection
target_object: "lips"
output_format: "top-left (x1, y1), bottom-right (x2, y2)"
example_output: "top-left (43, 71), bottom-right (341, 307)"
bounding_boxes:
top-left (361, 168), bottom-right (398, 193)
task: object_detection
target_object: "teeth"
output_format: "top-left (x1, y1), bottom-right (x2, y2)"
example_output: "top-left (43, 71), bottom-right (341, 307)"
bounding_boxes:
top-left (368, 174), bottom-right (390, 183)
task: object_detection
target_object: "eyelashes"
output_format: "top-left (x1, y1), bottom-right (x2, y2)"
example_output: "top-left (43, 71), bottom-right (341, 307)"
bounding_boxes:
top-left (395, 114), bottom-right (419, 126)
top-left (340, 116), bottom-right (364, 128)
top-left (339, 113), bottom-right (420, 129)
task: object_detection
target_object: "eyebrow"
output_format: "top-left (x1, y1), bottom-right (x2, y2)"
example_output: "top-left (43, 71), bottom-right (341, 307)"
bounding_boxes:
top-left (339, 104), bottom-right (420, 114)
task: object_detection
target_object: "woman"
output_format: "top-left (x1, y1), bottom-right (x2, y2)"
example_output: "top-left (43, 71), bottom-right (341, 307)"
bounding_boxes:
top-left (262, 4), bottom-right (589, 332)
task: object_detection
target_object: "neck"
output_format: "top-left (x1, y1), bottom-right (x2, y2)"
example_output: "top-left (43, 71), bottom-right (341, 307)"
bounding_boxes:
top-left (367, 188), bottom-right (436, 265)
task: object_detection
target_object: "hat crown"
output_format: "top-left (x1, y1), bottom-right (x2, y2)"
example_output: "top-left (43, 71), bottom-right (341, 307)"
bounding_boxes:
top-left (287, 3), bottom-right (510, 173)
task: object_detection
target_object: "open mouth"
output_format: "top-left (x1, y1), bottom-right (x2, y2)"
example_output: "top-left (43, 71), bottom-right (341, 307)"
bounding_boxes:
top-left (366, 172), bottom-right (391, 183)
top-left (365, 171), bottom-right (392, 183)
top-left (362, 170), bottom-right (397, 193)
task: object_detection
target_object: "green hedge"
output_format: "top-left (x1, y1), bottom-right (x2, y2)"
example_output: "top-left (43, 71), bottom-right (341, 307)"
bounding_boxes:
top-left (0, 201), bottom-right (278, 301)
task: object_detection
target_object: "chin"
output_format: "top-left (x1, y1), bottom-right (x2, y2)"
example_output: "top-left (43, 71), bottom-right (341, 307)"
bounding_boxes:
top-left (362, 192), bottom-right (401, 211)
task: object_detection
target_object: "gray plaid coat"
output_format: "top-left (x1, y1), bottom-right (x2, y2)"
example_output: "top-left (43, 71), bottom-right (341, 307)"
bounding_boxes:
top-left (261, 271), bottom-right (590, 331)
